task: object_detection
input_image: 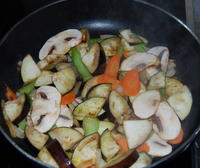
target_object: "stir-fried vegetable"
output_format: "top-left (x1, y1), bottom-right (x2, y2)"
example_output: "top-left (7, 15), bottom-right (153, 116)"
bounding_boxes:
top-left (1, 28), bottom-right (193, 168)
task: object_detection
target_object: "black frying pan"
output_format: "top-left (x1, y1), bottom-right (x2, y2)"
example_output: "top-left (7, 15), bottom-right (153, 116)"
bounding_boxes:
top-left (0, 0), bottom-right (200, 167)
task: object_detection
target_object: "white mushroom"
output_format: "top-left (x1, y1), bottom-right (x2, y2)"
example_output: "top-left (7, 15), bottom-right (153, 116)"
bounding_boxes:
top-left (153, 101), bottom-right (181, 140)
top-left (31, 86), bottom-right (61, 133)
top-left (120, 29), bottom-right (143, 45)
top-left (39, 29), bottom-right (82, 60)
top-left (132, 90), bottom-right (161, 119)
top-left (55, 105), bottom-right (73, 128)
top-left (120, 52), bottom-right (158, 71)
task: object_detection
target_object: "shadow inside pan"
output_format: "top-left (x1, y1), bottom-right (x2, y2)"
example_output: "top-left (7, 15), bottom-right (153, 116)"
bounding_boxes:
top-left (0, 0), bottom-right (200, 167)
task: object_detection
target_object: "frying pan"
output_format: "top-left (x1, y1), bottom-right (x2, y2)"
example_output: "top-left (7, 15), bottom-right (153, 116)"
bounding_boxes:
top-left (0, 0), bottom-right (200, 167)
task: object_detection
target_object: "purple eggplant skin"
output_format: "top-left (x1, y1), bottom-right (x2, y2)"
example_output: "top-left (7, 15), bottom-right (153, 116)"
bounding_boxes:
top-left (46, 139), bottom-right (74, 168)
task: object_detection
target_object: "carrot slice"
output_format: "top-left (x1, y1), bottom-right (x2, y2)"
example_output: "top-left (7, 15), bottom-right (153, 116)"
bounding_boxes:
top-left (136, 143), bottom-right (150, 153)
top-left (61, 91), bottom-right (76, 105)
top-left (123, 49), bottom-right (129, 58)
top-left (104, 54), bottom-right (120, 79)
top-left (97, 75), bottom-right (120, 90)
top-left (116, 138), bottom-right (129, 154)
top-left (5, 84), bottom-right (17, 100)
top-left (121, 69), bottom-right (140, 96)
top-left (168, 129), bottom-right (184, 144)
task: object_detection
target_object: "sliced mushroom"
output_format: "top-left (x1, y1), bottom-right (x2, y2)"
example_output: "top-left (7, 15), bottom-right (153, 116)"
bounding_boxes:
top-left (55, 105), bottom-right (73, 128)
top-left (145, 66), bottom-right (160, 79)
top-left (21, 54), bottom-right (41, 83)
top-left (34, 70), bottom-right (53, 87)
top-left (132, 90), bottom-right (160, 119)
top-left (37, 54), bottom-right (67, 70)
top-left (167, 85), bottom-right (192, 120)
top-left (31, 86), bottom-right (61, 133)
top-left (52, 67), bottom-right (76, 94)
top-left (120, 29), bottom-right (143, 45)
top-left (82, 43), bottom-right (100, 73)
top-left (39, 29), bottom-right (82, 60)
top-left (109, 90), bottom-right (130, 124)
top-left (146, 133), bottom-right (172, 157)
top-left (130, 152), bottom-right (152, 168)
top-left (3, 94), bottom-right (25, 122)
top-left (120, 52), bottom-right (158, 71)
top-left (25, 115), bottom-right (49, 150)
top-left (153, 101), bottom-right (181, 140)
top-left (166, 59), bottom-right (176, 77)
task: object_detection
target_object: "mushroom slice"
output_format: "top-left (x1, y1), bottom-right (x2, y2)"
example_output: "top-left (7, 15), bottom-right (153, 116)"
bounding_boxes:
top-left (167, 86), bottom-right (192, 120)
top-left (53, 67), bottom-right (76, 95)
top-left (165, 77), bottom-right (184, 96)
top-left (3, 94), bottom-right (25, 122)
top-left (132, 90), bottom-right (160, 119)
top-left (82, 43), bottom-right (100, 73)
top-left (88, 84), bottom-right (112, 99)
top-left (72, 133), bottom-right (99, 168)
top-left (147, 71), bottom-right (166, 90)
top-left (39, 29), bottom-right (82, 60)
top-left (109, 90), bottom-right (130, 124)
top-left (120, 52), bottom-right (157, 71)
top-left (146, 133), bottom-right (172, 157)
top-left (120, 29), bottom-right (143, 45)
top-left (153, 101), bottom-right (181, 140)
top-left (31, 86), bottom-right (61, 133)
top-left (73, 97), bottom-right (106, 120)
top-left (34, 70), bottom-right (53, 87)
top-left (37, 54), bottom-right (67, 70)
top-left (145, 66), bottom-right (160, 79)
top-left (123, 120), bottom-right (153, 149)
top-left (25, 115), bottom-right (49, 150)
top-left (49, 127), bottom-right (83, 151)
top-left (21, 54), bottom-right (41, 83)
top-left (130, 152), bottom-right (152, 168)
top-left (148, 46), bottom-right (169, 72)
top-left (55, 105), bottom-right (73, 128)
top-left (166, 59), bottom-right (176, 77)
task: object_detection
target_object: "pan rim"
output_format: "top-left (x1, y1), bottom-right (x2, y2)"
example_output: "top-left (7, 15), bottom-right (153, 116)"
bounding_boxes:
top-left (0, 0), bottom-right (200, 167)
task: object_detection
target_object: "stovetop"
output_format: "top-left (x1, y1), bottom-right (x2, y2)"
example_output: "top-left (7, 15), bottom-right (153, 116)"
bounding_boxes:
top-left (0, 0), bottom-right (196, 168)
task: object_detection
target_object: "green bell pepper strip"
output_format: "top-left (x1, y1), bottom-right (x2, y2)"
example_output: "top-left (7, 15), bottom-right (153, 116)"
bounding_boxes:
top-left (88, 38), bottom-right (102, 44)
top-left (18, 119), bottom-right (26, 131)
top-left (18, 80), bottom-right (36, 95)
top-left (71, 48), bottom-right (93, 82)
top-left (134, 43), bottom-right (148, 52)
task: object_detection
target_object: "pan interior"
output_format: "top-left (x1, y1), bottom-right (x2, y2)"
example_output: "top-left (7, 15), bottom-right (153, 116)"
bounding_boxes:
top-left (0, 0), bottom-right (200, 167)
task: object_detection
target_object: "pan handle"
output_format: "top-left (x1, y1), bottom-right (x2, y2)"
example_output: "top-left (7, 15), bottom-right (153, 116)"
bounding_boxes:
top-left (192, 134), bottom-right (200, 168)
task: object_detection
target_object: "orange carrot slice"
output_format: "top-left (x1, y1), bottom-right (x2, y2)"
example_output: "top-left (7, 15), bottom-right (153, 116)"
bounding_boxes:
top-left (136, 143), bottom-right (150, 153)
top-left (168, 129), bottom-right (184, 144)
top-left (97, 75), bottom-right (120, 90)
top-left (5, 84), bottom-right (17, 100)
top-left (116, 138), bottom-right (129, 154)
top-left (121, 69), bottom-right (140, 96)
top-left (104, 54), bottom-right (120, 79)
top-left (123, 49), bottom-right (129, 58)
top-left (61, 91), bottom-right (76, 105)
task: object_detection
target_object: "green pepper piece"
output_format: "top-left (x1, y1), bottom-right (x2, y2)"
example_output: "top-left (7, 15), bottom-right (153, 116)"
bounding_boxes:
top-left (18, 119), bottom-right (26, 131)
top-left (71, 48), bottom-right (93, 82)
top-left (88, 38), bottom-right (102, 44)
top-left (159, 88), bottom-right (168, 100)
top-left (117, 45), bottom-right (124, 56)
top-left (18, 80), bottom-right (36, 95)
top-left (134, 43), bottom-right (148, 52)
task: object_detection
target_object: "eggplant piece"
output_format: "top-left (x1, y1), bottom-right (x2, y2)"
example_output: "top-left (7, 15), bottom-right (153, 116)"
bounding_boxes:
top-left (82, 43), bottom-right (100, 73)
top-left (49, 127), bottom-right (83, 151)
top-left (37, 54), bottom-right (67, 70)
top-left (132, 90), bottom-right (161, 119)
top-left (123, 120), bottom-right (153, 149)
top-left (96, 149), bottom-right (107, 168)
top-left (147, 71), bottom-right (166, 90)
top-left (100, 37), bottom-right (121, 57)
top-left (103, 150), bottom-right (139, 168)
top-left (21, 54), bottom-right (41, 83)
top-left (74, 127), bottom-right (84, 135)
top-left (88, 84), bottom-right (112, 99)
top-left (101, 129), bottom-right (120, 160)
top-left (98, 121), bottom-right (115, 135)
top-left (153, 101), bottom-right (181, 140)
top-left (53, 67), bottom-right (76, 95)
top-left (129, 152), bottom-right (152, 168)
top-left (167, 85), bottom-right (192, 120)
top-left (3, 94), bottom-right (25, 122)
top-left (73, 97), bottom-right (106, 120)
top-left (120, 52), bottom-right (158, 71)
top-left (34, 70), bottom-right (53, 87)
top-left (165, 77), bottom-right (184, 96)
top-left (83, 117), bottom-right (100, 136)
top-left (25, 115), bottom-right (49, 150)
top-left (145, 66), bottom-right (160, 79)
top-left (46, 139), bottom-right (74, 168)
top-left (56, 62), bottom-right (73, 71)
top-left (39, 29), bottom-right (82, 60)
top-left (72, 133), bottom-right (99, 168)
top-left (109, 90), bottom-right (130, 124)
top-left (38, 147), bottom-right (59, 168)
